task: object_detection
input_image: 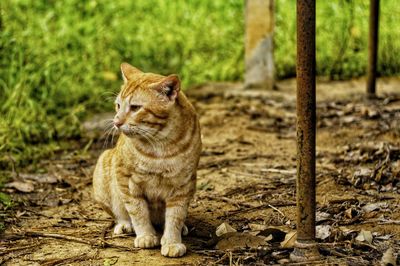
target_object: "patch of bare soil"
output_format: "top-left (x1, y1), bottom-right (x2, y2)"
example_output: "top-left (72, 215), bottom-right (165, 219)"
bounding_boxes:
top-left (1, 78), bottom-right (400, 265)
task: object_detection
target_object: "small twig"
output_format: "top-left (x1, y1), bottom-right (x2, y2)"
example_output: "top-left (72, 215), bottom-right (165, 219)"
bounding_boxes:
top-left (261, 168), bottom-right (296, 175)
top-left (378, 220), bottom-right (400, 225)
top-left (104, 233), bottom-right (136, 239)
top-left (198, 154), bottom-right (272, 170)
top-left (101, 221), bottom-right (115, 244)
top-left (319, 246), bottom-right (348, 257)
top-left (327, 198), bottom-right (359, 205)
top-left (0, 243), bottom-right (39, 255)
top-left (202, 194), bottom-right (253, 208)
top-left (352, 241), bottom-right (378, 251)
top-left (225, 201), bottom-right (296, 215)
top-left (267, 204), bottom-right (286, 217)
top-left (6, 231), bottom-right (136, 251)
top-left (41, 253), bottom-right (93, 266)
top-left (214, 253), bottom-right (228, 264)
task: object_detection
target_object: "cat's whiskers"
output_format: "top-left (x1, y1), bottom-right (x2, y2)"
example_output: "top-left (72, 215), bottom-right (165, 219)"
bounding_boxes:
top-left (110, 127), bottom-right (118, 147)
top-left (101, 118), bottom-right (119, 148)
top-left (102, 122), bottom-right (117, 149)
top-left (102, 127), bottom-right (114, 149)
top-left (100, 91), bottom-right (119, 102)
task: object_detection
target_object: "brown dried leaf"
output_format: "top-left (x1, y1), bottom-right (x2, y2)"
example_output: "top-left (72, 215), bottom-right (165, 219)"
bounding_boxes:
top-left (344, 208), bottom-right (354, 219)
top-left (362, 202), bottom-right (388, 212)
top-left (215, 222), bottom-right (236, 237)
top-left (316, 211), bottom-right (331, 222)
top-left (280, 231), bottom-right (297, 248)
top-left (380, 247), bottom-right (396, 266)
top-left (355, 230), bottom-right (373, 244)
top-left (5, 181), bottom-right (34, 193)
top-left (20, 173), bottom-right (58, 184)
top-left (248, 223), bottom-right (269, 231)
top-left (216, 232), bottom-right (266, 250)
top-left (316, 225), bottom-right (332, 240)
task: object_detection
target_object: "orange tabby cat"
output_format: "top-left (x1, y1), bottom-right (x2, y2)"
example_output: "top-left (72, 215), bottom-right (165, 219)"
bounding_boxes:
top-left (93, 63), bottom-right (201, 257)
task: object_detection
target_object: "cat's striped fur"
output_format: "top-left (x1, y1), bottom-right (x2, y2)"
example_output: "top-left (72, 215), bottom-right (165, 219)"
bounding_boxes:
top-left (93, 63), bottom-right (201, 257)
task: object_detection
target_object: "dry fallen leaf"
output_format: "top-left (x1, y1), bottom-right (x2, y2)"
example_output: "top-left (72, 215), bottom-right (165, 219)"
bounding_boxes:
top-left (316, 211), bottom-right (331, 222)
top-left (316, 225), bottom-right (332, 240)
top-left (353, 167), bottom-right (373, 178)
top-left (216, 222), bottom-right (237, 237)
top-left (5, 181), bottom-right (35, 193)
top-left (355, 230), bottom-right (373, 244)
top-left (16, 210), bottom-right (26, 218)
top-left (20, 173), bottom-right (58, 184)
top-left (216, 232), bottom-right (266, 250)
top-left (380, 247), bottom-right (396, 266)
top-left (339, 226), bottom-right (357, 236)
top-left (280, 231), bottom-right (297, 248)
top-left (362, 202), bottom-right (388, 212)
top-left (248, 223), bottom-right (269, 231)
top-left (344, 208), bottom-right (355, 219)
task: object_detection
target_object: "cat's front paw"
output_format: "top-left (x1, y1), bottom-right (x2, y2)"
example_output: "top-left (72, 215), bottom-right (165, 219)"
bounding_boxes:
top-left (113, 221), bottom-right (133, 235)
top-left (134, 234), bottom-right (160, 248)
top-left (161, 243), bottom-right (187, 257)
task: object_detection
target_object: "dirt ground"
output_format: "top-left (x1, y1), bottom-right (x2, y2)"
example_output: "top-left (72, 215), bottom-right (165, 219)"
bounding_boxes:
top-left (1, 78), bottom-right (400, 265)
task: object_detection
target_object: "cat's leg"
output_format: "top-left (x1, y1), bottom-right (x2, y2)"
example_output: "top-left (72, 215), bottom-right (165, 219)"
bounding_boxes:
top-left (111, 191), bottom-right (133, 235)
top-left (125, 180), bottom-right (159, 248)
top-left (161, 197), bottom-right (189, 257)
top-left (151, 204), bottom-right (188, 236)
top-left (93, 151), bottom-right (118, 221)
top-left (97, 169), bottom-right (132, 235)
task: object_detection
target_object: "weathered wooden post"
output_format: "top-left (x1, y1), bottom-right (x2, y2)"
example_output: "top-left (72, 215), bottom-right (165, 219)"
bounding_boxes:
top-left (245, 0), bottom-right (274, 90)
top-left (367, 0), bottom-right (380, 98)
top-left (290, 0), bottom-right (320, 262)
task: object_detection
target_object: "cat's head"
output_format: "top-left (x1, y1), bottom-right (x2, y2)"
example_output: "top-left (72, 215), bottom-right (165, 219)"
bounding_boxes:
top-left (113, 63), bottom-right (180, 138)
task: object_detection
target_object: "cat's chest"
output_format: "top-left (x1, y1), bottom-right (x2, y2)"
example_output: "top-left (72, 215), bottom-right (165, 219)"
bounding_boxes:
top-left (129, 172), bottom-right (184, 201)
top-left (132, 151), bottom-right (195, 177)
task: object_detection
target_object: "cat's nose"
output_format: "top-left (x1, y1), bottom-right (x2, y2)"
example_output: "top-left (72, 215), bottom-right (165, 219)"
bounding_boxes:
top-left (113, 119), bottom-right (124, 128)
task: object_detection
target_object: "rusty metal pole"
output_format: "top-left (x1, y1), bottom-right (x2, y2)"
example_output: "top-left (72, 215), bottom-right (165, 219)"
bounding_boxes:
top-left (367, 0), bottom-right (380, 98)
top-left (290, 0), bottom-right (320, 262)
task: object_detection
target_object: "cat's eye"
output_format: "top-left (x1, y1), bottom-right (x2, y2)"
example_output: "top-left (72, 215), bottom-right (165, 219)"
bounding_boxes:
top-left (130, 104), bottom-right (141, 112)
top-left (116, 103), bottom-right (120, 109)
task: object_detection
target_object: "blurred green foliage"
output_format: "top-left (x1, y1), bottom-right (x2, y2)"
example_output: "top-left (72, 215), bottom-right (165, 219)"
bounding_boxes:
top-left (276, 0), bottom-right (400, 79)
top-left (0, 0), bottom-right (399, 169)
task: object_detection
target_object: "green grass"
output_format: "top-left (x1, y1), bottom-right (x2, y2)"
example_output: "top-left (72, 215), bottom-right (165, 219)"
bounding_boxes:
top-left (275, 0), bottom-right (400, 78)
top-left (0, 0), bottom-right (400, 171)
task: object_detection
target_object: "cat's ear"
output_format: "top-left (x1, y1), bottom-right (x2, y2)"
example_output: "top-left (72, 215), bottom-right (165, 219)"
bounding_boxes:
top-left (120, 63), bottom-right (142, 83)
top-left (152, 74), bottom-right (180, 101)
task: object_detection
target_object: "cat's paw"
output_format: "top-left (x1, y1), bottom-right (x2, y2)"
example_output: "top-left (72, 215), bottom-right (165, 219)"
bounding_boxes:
top-left (161, 243), bottom-right (187, 257)
top-left (134, 234), bottom-right (160, 248)
top-left (113, 221), bottom-right (133, 235)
